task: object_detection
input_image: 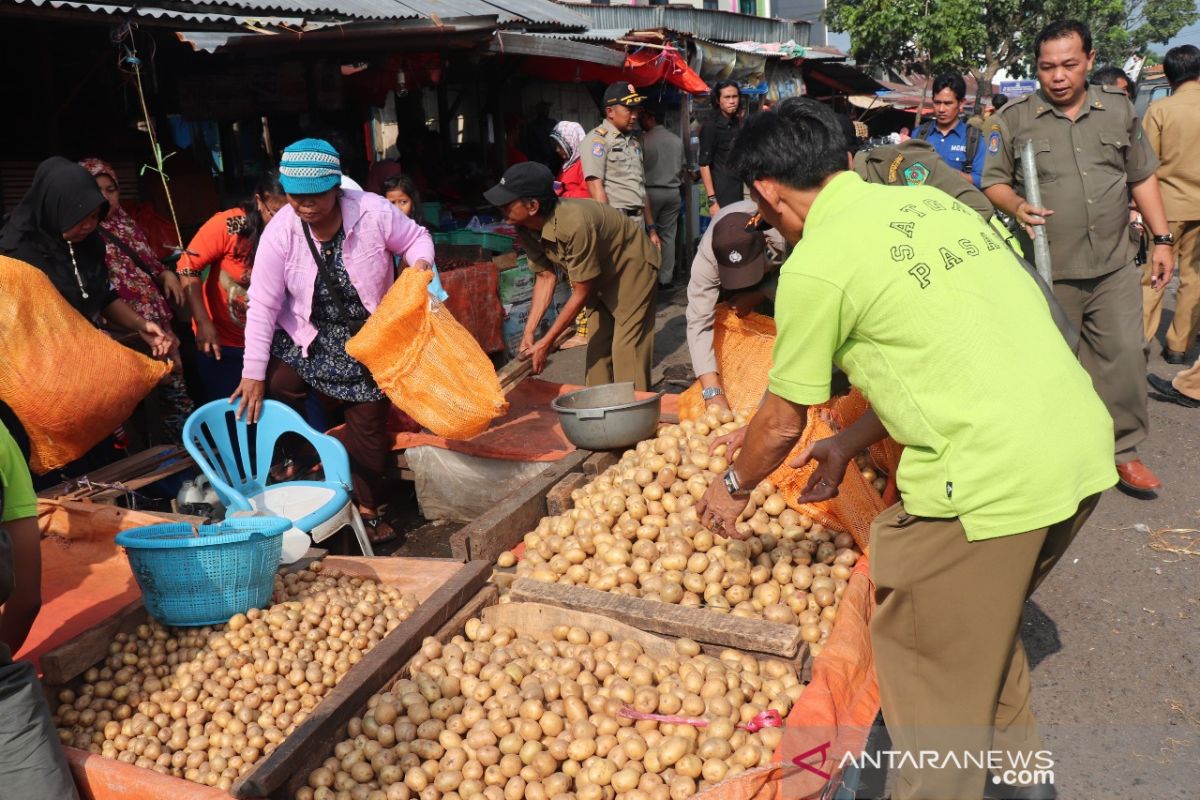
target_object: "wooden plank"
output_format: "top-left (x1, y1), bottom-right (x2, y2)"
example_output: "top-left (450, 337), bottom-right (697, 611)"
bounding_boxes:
top-left (582, 450), bottom-right (619, 476)
top-left (245, 559), bottom-right (492, 799)
top-left (429, 584), bottom-right (499, 644)
top-left (40, 598), bottom-right (148, 686)
top-left (545, 470), bottom-right (589, 516)
top-left (508, 578), bottom-right (803, 658)
top-left (448, 449), bottom-right (589, 563)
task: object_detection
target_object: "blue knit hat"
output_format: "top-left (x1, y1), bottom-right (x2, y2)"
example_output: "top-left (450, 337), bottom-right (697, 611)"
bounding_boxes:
top-left (279, 138), bottom-right (342, 195)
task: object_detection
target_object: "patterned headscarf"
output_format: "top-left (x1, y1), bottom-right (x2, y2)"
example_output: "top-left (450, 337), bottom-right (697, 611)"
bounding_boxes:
top-left (549, 121), bottom-right (586, 169)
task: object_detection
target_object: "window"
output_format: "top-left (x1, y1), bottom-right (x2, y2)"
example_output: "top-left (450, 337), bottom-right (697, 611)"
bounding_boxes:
top-left (739, 0), bottom-right (757, 14)
top-left (703, 0), bottom-right (719, 8)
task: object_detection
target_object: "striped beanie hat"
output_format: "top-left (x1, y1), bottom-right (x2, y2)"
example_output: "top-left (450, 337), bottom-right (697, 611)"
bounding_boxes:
top-left (278, 138), bottom-right (342, 195)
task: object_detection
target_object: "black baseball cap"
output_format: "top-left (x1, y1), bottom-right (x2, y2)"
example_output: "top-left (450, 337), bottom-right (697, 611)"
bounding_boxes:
top-left (603, 81), bottom-right (646, 108)
top-left (712, 212), bottom-right (768, 290)
top-left (484, 161), bottom-right (555, 206)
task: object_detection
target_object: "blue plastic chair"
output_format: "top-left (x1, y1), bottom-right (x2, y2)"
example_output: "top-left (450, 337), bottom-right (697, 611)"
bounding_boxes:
top-left (182, 400), bottom-right (375, 557)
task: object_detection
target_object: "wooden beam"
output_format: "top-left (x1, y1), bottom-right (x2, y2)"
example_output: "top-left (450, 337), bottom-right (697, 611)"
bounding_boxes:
top-left (40, 599), bottom-right (148, 687)
top-left (508, 579), bottom-right (803, 658)
top-left (236, 559), bottom-right (493, 799)
top-left (449, 449), bottom-right (590, 563)
top-left (545, 471), bottom-right (590, 516)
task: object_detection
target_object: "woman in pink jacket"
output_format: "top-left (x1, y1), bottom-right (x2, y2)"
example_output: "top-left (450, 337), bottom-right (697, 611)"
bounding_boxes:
top-left (231, 139), bottom-right (434, 543)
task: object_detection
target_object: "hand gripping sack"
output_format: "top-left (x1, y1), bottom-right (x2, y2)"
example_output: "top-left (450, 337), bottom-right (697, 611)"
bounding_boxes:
top-left (346, 268), bottom-right (508, 440)
top-left (0, 256), bottom-right (170, 473)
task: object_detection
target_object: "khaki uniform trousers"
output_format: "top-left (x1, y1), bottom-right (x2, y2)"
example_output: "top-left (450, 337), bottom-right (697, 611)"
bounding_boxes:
top-left (1142, 220), bottom-right (1200, 352)
top-left (585, 262), bottom-right (658, 391)
top-left (647, 187), bottom-right (681, 286)
top-left (870, 494), bottom-right (1100, 800)
top-left (1053, 265), bottom-right (1148, 462)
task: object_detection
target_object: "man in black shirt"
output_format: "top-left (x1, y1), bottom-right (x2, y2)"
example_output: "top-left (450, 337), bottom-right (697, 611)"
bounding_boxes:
top-left (699, 81), bottom-right (744, 213)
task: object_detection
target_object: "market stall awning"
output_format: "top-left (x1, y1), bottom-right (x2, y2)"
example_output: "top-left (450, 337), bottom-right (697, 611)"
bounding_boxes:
top-left (800, 59), bottom-right (887, 96)
top-left (513, 42), bottom-right (708, 94)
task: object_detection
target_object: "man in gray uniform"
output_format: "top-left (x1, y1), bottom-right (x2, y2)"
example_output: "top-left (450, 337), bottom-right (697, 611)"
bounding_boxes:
top-left (639, 101), bottom-right (684, 287)
top-left (581, 82), bottom-right (661, 250)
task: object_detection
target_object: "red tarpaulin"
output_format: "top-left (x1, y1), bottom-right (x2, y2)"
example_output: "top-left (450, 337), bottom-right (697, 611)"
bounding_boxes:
top-left (521, 46), bottom-right (708, 95)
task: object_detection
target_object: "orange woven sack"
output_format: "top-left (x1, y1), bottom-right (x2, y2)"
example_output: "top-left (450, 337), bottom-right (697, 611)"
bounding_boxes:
top-left (346, 268), bottom-right (508, 440)
top-left (768, 407), bottom-right (844, 534)
top-left (0, 256), bottom-right (170, 474)
top-left (678, 307), bottom-right (776, 422)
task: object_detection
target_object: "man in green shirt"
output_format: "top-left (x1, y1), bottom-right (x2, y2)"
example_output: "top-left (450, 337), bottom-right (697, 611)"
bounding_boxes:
top-left (0, 422), bottom-right (80, 799)
top-left (698, 98), bottom-right (1115, 800)
top-left (485, 162), bottom-right (660, 390)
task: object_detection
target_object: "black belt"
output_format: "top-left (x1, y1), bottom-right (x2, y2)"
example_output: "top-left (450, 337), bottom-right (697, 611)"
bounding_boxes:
top-left (620, 208), bottom-right (642, 217)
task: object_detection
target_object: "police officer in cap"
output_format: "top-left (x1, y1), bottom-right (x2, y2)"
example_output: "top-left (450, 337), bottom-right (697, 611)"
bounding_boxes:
top-left (485, 162), bottom-right (660, 390)
top-left (581, 82), bottom-right (662, 250)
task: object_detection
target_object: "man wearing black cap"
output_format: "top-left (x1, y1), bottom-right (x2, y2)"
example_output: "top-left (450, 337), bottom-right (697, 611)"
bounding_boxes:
top-left (581, 82), bottom-right (662, 250)
top-left (686, 202), bottom-right (788, 410)
top-left (485, 162), bottom-right (660, 390)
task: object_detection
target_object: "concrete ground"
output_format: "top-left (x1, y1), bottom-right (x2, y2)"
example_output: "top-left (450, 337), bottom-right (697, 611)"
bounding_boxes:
top-left (538, 280), bottom-right (1200, 799)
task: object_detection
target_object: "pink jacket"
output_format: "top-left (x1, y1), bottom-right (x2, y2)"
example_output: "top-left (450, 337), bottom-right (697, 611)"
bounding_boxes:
top-left (243, 190), bottom-right (435, 381)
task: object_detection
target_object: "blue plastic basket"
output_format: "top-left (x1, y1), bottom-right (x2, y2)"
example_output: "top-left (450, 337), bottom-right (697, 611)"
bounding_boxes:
top-left (115, 517), bottom-right (289, 627)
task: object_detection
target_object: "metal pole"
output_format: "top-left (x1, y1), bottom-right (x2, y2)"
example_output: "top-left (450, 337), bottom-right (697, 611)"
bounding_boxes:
top-left (1021, 139), bottom-right (1053, 285)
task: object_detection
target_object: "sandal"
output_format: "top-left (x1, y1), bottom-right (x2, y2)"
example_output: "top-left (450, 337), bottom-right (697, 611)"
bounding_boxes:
top-left (360, 512), bottom-right (398, 545)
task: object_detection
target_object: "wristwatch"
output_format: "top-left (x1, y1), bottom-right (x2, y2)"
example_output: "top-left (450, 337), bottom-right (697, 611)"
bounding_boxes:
top-left (1153, 233), bottom-right (1175, 246)
top-left (702, 386), bottom-right (724, 401)
top-left (723, 468), bottom-right (749, 498)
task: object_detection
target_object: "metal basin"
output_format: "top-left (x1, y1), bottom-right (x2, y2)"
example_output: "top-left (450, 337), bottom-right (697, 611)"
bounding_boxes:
top-left (551, 382), bottom-right (663, 451)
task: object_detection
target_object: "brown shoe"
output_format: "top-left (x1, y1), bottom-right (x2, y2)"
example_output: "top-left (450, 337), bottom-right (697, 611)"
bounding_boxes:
top-left (1116, 459), bottom-right (1162, 493)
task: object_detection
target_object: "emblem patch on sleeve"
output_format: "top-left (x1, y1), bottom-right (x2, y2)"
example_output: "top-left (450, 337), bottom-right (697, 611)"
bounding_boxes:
top-left (988, 130), bottom-right (1001, 153)
top-left (592, 142), bottom-right (606, 157)
top-left (903, 162), bottom-right (929, 185)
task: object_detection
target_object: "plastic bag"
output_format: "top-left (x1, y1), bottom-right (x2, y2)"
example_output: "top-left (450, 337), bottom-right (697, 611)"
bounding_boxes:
top-left (0, 256), bottom-right (170, 473)
top-left (346, 268), bottom-right (508, 439)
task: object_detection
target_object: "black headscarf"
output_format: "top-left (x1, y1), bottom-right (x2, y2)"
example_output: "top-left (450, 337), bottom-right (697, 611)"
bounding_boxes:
top-left (0, 157), bottom-right (116, 319)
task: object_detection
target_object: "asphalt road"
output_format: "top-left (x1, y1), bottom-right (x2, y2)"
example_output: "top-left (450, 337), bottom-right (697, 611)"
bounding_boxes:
top-left (539, 281), bottom-right (1200, 799)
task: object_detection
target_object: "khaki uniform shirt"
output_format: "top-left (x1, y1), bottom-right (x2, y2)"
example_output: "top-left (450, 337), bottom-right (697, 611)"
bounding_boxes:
top-left (518, 198), bottom-right (660, 297)
top-left (685, 200), bottom-right (788, 377)
top-left (580, 121), bottom-right (646, 211)
top-left (854, 139), bottom-right (995, 221)
top-left (1143, 80), bottom-right (1200, 221)
top-left (982, 84), bottom-right (1159, 280)
top-left (641, 126), bottom-right (684, 190)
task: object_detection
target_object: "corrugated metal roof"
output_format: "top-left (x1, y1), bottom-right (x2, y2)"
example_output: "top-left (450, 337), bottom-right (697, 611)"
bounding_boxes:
top-left (534, 26), bottom-right (630, 41)
top-left (555, 4), bottom-right (809, 44)
top-left (5, 0), bottom-right (591, 26)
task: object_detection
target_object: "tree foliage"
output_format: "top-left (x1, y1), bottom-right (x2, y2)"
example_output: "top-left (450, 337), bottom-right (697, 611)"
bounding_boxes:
top-left (826, 0), bottom-right (1198, 97)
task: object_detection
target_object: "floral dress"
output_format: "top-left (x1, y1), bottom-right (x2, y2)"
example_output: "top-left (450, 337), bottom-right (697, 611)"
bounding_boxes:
top-left (270, 229), bottom-right (384, 403)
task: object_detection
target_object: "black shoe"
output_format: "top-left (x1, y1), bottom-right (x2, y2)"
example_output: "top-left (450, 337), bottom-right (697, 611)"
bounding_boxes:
top-left (983, 774), bottom-right (1057, 800)
top-left (1163, 349), bottom-right (1188, 365)
top-left (1147, 374), bottom-right (1200, 408)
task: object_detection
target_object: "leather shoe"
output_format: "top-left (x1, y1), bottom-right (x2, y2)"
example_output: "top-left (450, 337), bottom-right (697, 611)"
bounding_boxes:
top-left (1148, 374), bottom-right (1200, 408)
top-left (983, 775), bottom-right (1057, 800)
top-left (1163, 349), bottom-right (1188, 365)
top-left (1116, 459), bottom-right (1162, 493)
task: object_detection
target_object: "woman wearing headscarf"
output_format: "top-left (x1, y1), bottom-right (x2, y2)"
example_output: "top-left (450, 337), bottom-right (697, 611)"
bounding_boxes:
top-left (230, 139), bottom-right (435, 544)
top-left (0, 157), bottom-right (173, 356)
top-left (550, 121), bottom-right (589, 199)
top-left (80, 158), bottom-right (193, 440)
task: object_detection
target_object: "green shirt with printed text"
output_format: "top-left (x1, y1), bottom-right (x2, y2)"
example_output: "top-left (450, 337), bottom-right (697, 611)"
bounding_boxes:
top-left (769, 172), bottom-right (1116, 540)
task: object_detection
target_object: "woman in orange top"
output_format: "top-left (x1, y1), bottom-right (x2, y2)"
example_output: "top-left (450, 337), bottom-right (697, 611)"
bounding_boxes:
top-left (178, 172), bottom-right (286, 402)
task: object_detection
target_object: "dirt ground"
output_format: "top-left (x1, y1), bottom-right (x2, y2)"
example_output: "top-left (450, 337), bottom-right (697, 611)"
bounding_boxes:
top-left (537, 280), bottom-right (1200, 799)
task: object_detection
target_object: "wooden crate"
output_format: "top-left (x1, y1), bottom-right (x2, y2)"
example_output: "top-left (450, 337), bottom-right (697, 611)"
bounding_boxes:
top-left (45, 556), bottom-right (492, 800)
top-left (274, 589), bottom-right (805, 799)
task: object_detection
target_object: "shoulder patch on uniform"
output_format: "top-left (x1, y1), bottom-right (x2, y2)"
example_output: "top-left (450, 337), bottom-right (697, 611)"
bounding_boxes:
top-left (903, 162), bottom-right (930, 186)
top-left (988, 130), bottom-right (1001, 153)
top-left (592, 142), bottom-right (606, 158)
top-left (887, 153), bottom-right (904, 184)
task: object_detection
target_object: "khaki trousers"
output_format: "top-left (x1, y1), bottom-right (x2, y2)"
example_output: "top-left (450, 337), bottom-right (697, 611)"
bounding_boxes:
top-left (585, 266), bottom-right (658, 391)
top-left (870, 495), bottom-right (1100, 800)
top-left (647, 187), bottom-right (681, 286)
top-left (1053, 265), bottom-right (1148, 462)
top-left (1142, 220), bottom-right (1200, 353)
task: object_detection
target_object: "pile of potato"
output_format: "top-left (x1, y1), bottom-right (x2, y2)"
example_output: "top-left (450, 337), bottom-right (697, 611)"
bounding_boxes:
top-left (512, 406), bottom-right (862, 652)
top-left (298, 620), bottom-right (803, 800)
top-left (51, 563), bottom-right (420, 792)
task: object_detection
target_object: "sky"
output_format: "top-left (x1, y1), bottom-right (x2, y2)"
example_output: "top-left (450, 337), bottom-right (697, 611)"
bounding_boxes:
top-left (825, 21), bottom-right (1200, 57)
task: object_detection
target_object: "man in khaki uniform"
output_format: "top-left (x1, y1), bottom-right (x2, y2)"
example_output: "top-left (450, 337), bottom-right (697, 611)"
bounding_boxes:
top-left (485, 162), bottom-right (659, 390)
top-left (983, 20), bottom-right (1175, 494)
top-left (1142, 45), bottom-right (1200, 363)
top-left (855, 138), bottom-right (995, 220)
top-left (581, 82), bottom-right (662, 251)
top-left (638, 101), bottom-right (684, 287)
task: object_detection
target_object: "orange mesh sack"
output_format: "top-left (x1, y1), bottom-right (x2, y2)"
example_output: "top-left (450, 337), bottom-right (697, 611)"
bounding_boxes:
top-left (768, 407), bottom-right (845, 535)
top-left (0, 257), bottom-right (170, 474)
top-left (679, 306), bottom-right (777, 421)
top-left (346, 268), bottom-right (508, 440)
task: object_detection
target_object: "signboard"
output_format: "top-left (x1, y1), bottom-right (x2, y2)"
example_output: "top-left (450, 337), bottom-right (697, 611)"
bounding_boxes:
top-left (998, 80), bottom-right (1038, 96)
